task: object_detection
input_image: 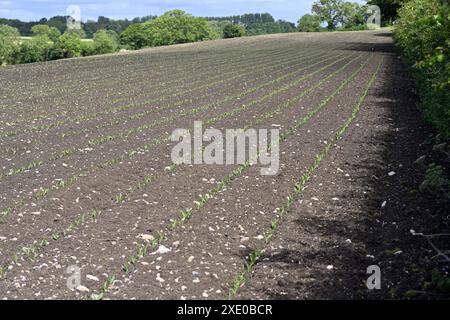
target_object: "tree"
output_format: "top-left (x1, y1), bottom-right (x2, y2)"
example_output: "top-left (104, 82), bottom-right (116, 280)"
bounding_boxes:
top-left (48, 27), bottom-right (62, 42)
top-left (31, 24), bottom-right (50, 36)
top-left (121, 10), bottom-right (219, 49)
top-left (93, 29), bottom-right (119, 54)
top-left (298, 14), bottom-right (322, 32)
top-left (0, 25), bottom-right (20, 66)
top-left (50, 32), bottom-right (83, 59)
top-left (312, 0), bottom-right (345, 30)
top-left (16, 35), bottom-right (53, 63)
top-left (66, 27), bottom-right (86, 39)
top-left (120, 23), bottom-right (154, 49)
top-left (222, 23), bottom-right (245, 38)
top-left (340, 2), bottom-right (367, 29)
top-left (81, 41), bottom-right (96, 56)
top-left (368, 0), bottom-right (404, 24)
top-left (148, 10), bottom-right (219, 45)
top-left (31, 24), bottom-right (61, 42)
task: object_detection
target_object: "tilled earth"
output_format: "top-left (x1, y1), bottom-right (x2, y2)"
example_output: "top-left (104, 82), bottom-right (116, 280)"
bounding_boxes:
top-left (0, 31), bottom-right (447, 300)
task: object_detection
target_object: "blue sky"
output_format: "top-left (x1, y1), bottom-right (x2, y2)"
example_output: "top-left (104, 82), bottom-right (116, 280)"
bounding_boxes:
top-left (0, 0), bottom-right (366, 23)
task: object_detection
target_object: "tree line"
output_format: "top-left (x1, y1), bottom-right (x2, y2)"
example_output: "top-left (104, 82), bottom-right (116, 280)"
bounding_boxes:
top-left (0, 10), bottom-right (293, 65)
top-left (298, 0), bottom-right (370, 32)
top-left (0, 12), bottom-right (294, 40)
top-left (0, 15), bottom-right (157, 38)
top-left (205, 13), bottom-right (296, 36)
top-left (297, 0), bottom-right (408, 32)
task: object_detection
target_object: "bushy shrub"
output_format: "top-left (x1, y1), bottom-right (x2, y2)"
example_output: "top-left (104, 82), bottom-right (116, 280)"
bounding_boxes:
top-left (395, 0), bottom-right (450, 137)
top-left (0, 25), bottom-right (20, 66)
top-left (93, 29), bottom-right (119, 54)
top-left (81, 40), bottom-right (96, 57)
top-left (32, 24), bottom-right (61, 42)
top-left (298, 14), bottom-right (322, 32)
top-left (121, 10), bottom-right (219, 49)
top-left (120, 23), bottom-right (154, 49)
top-left (222, 23), bottom-right (245, 38)
top-left (50, 32), bottom-right (83, 60)
top-left (16, 35), bottom-right (53, 63)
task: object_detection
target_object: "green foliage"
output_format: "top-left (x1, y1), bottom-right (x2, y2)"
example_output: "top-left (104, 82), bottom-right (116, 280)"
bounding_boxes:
top-left (93, 29), bottom-right (119, 54)
top-left (149, 10), bottom-right (220, 45)
top-left (207, 13), bottom-right (296, 36)
top-left (81, 41), bottom-right (96, 57)
top-left (368, 0), bottom-right (404, 24)
top-left (395, 0), bottom-right (450, 137)
top-left (244, 20), bottom-right (296, 36)
top-left (31, 24), bottom-right (50, 36)
top-left (120, 23), bottom-right (154, 50)
top-left (298, 14), bottom-right (323, 32)
top-left (48, 27), bottom-right (62, 43)
top-left (432, 270), bottom-right (450, 293)
top-left (312, 0), bottom-right (345, 30)
top-left (222, 23), bottom-right (246, 38)
top-left (312, 0), bottom-right (368, 30)
top-left (31, 24), bottom-right (61, 42)
top-left (16, 35), bottom-right (53, 63)
top-left (121, 10), bottom-right (219, 50)
top-left (340, 2), bottom-right (368, 28)
top-left (0, 25), bottom-right (20, 66)
top-left (1, 15), bottom-right (156, 38)
top-left (66, 28), bottom-right (87, 39)
top-left (420, 164), bottom-right (450, 199)
top-left (50, 32), bottom-right (83, 59)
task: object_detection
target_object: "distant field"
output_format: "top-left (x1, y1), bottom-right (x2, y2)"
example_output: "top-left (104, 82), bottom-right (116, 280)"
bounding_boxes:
top-left (20, 36), bottom-right (93, 42)
top-left (0, 31), bottom-right (398, 300)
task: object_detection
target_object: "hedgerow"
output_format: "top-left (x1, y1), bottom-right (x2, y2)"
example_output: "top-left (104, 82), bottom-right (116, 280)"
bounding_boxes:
top-left (394, 0), bottom-right (450, 137)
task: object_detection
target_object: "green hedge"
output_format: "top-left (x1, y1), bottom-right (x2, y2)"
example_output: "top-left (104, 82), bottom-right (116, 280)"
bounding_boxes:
top-left (0, 27), bottom-right (120, 65)
top-left (394, 0), bottom-right (450, 137)
top-left (120, 10), bottom-right (219, 50)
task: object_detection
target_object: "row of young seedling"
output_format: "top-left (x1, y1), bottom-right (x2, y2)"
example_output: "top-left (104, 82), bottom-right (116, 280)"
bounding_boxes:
top-left (57, 48), bottom-right (319, 140)
top-left (85, 54), bottom-right (371, 299)
top-left (2, 44), bottom-right (293, 108)
top-left (0, 49), bottom-right (356, 228)
top-left (0, 173), bottom-right (168, 279)
top-left (0, 48), bottom-right (346, 213)
top-left (57, 47), bottom-right (332, 141)
top-left (0, 47), bottom-right (259, 111)
top-left (0, 170), bottom-right (88, 218)
top-left (227, 57), bottom-right (383, 300)
top-left (0, 51), bottom-right (159, 99)
top-left (1, 44), bottom-right (313, 129)
top-left (111, 52), bottom-right (373, 299)
top-left (3, 44), bottom-right (330, 139)
top-left (0, 208), bottom-right (101, 279)
top-left (0, 53), bottom-right (363, 287)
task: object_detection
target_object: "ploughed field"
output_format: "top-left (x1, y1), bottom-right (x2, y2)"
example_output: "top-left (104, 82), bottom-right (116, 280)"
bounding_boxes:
top-left (0, 31), bottom-right (400, 299)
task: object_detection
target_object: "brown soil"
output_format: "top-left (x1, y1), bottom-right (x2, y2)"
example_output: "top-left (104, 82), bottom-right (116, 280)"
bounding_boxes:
top-left (0, 31), bottom-right (448, 300)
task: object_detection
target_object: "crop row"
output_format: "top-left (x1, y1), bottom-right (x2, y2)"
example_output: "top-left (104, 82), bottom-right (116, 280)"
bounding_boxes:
top-left (0, 51), bottom-right (352, 232)
top-left (0, 49), bottom-right (350, 197)
top-left (0, 43), bottom-right (327, 130)
top-left (0, 48), bottom-right (336, 181)
top-left (0, 41), bottom-right (326, 119)
top-left (1, 44), bottom-right (332, 138)
top-left (0, 36), bottom-right (288, 101)
top-left (0, 47), bottom-right (260, 106)
top-left (86, 53), bottom-right (375, 300)
top-left (27, 47), bottom-right (337, 143)
top-left (0, 46), bottom-right (298, 122)
top-left (227, 57), bottom-right (383, 299)
top-left (0, 52), bottom-right (365, 282)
